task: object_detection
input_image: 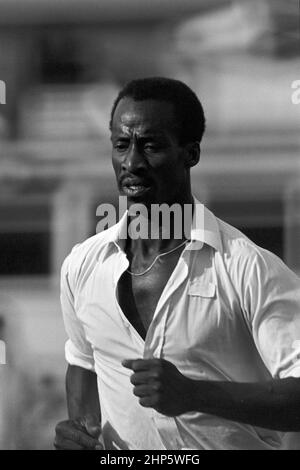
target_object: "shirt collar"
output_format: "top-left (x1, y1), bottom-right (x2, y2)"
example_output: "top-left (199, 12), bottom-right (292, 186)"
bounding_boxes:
top-left (106, 196), bottom-right (223, 254)
top-left (190, 197), bottom-right (223, 253)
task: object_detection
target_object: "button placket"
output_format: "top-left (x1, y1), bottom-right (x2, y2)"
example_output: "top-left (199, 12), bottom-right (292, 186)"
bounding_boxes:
top-left (159, 258), bottom-right (190, 357)
top-left (156, 306), bottom-right (169, 357)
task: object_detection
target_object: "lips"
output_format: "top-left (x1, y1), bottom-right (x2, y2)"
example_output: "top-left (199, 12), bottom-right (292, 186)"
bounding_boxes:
top-left (122, 184), bottom-right (150, 197)
top-left (120, 178), bottom-right (151, 197)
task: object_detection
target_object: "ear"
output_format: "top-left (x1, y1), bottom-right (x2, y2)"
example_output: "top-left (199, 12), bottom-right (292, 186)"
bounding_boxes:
top-left (184, 142), bottom-right (200, 168)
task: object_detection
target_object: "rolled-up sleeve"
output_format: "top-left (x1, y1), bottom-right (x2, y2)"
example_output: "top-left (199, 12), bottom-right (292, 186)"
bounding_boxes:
top-left (61, 250), bottom-right (95, 372)
top-left (242, 247), bottom-right (300, 379)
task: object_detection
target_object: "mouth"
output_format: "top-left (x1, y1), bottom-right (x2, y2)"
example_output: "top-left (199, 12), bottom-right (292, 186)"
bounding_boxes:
top-left (120, 178), bottom-right (152, 197)
top-left (121, 184), bottom-right (151, 197)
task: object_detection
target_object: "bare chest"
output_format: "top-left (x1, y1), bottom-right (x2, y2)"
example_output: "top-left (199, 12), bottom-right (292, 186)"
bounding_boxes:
top-left (117, 253), bottom-right (181, 339)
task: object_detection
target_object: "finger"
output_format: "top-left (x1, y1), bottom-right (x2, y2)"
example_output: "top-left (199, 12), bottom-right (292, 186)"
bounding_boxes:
top-left (133, 384), bottom-right (160, 397)
top-left (130, 370), bottom-right (161, 385)
top-left (95, 443), bottom-right (104, 450)
top-left (122, 359), bottom-right (144, 370)
top-left (122, 358), bottom-right (161, 372)
top-left (139, 395), bottom-right (159, 408)
top-left (57, 422), bottom-right (100, 449)
top-left (54, 437), bottom-right (85, 450)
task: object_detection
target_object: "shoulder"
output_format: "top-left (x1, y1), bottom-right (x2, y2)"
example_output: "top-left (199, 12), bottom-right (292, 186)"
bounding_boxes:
top-left (216, 216), bottom-right (297, 282)
top-left (217, 217), bottom-right (262, 260)
top-left (61, 224), bottom-right (118, 291)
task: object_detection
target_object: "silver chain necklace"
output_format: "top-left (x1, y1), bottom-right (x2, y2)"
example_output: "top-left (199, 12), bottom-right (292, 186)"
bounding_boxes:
top-left (126, 239), bottom-right (188, 276)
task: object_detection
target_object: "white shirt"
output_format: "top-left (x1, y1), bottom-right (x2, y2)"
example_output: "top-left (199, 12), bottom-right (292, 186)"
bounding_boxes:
top-left (61, 199), bottom-right (300, 450)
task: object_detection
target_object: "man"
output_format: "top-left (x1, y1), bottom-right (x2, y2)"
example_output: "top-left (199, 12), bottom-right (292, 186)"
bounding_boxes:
top-left (54, 77), bottom-right (300, 450)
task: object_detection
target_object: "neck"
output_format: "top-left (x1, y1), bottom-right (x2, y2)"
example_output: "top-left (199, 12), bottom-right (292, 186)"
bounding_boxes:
top-left (126, 191), bottom-right (194, 256)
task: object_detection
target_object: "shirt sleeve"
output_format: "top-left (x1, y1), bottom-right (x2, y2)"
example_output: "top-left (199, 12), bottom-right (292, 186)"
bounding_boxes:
top-left (241, 247), bottom-right (300, 379)
top-left (60, 249), bottom-right (96, 372)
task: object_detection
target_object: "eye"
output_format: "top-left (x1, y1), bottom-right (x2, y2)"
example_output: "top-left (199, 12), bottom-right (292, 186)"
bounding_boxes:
top-left (144, 144), bottom-right (160, 153)
top-left (114, 141), bottom-right (129, 151)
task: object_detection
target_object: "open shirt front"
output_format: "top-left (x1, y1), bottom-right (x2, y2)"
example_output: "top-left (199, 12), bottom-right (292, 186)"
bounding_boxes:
top-left (61, 198), bottom-right (300, 450)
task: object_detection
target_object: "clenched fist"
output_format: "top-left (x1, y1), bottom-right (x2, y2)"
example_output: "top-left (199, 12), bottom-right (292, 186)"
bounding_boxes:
top-left (122, 358), bottom-right (197, 417)
top-left (54, 414), bottom-right (103, 450)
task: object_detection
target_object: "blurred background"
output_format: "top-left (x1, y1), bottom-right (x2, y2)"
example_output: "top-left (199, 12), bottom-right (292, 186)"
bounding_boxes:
top-left (0, 0), bottom-right (299, 449)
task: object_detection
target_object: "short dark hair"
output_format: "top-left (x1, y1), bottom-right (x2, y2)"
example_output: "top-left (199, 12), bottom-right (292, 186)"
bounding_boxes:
top-left (109, 77), bottom-right (206, 145)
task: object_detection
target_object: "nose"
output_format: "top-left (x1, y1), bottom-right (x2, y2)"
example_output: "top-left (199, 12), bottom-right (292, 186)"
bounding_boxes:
top-left (121, 142), bottom-right (147, 173)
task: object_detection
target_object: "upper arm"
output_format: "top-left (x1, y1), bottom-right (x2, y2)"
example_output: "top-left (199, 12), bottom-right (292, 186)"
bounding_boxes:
top-left (61, 251), bottom-right (95, 372)
top-left (241, 247), bottom-right (300, 379)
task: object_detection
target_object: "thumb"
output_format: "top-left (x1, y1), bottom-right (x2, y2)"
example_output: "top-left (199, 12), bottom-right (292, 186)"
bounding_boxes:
top-left (83, 414), bottom-right (101, 438)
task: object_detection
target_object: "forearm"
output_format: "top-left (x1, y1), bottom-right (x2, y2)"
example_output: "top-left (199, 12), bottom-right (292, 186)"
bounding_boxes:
top-left (66, 364), bottom-right (101, 421)
top-left (189, 377), bottom-right (300, 432)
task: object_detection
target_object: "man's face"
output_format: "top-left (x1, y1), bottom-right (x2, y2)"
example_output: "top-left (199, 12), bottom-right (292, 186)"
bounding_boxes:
top-left (110, 98), bottom-right (190, 209)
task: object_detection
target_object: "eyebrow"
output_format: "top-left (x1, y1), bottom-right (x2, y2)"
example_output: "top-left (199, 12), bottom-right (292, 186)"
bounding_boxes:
top-left (111, 130), bottom-right (166, 139)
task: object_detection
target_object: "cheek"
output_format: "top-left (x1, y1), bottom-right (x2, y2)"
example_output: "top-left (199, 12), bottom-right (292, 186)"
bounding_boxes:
top-left (160, 162), bottom-right (185, 185)
top-left (111, 155), bottom-right (121, 174)
top-left (151, 155), bottom-right (179, 174)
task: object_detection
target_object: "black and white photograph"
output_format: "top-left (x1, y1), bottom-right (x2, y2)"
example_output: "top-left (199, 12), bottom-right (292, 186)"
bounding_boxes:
top-left (0, 0), bottom-right (299, 453)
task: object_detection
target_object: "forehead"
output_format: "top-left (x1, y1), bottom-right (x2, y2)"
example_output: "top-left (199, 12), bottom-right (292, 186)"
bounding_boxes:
top-left (111, 98), bottom-right (177, 134)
